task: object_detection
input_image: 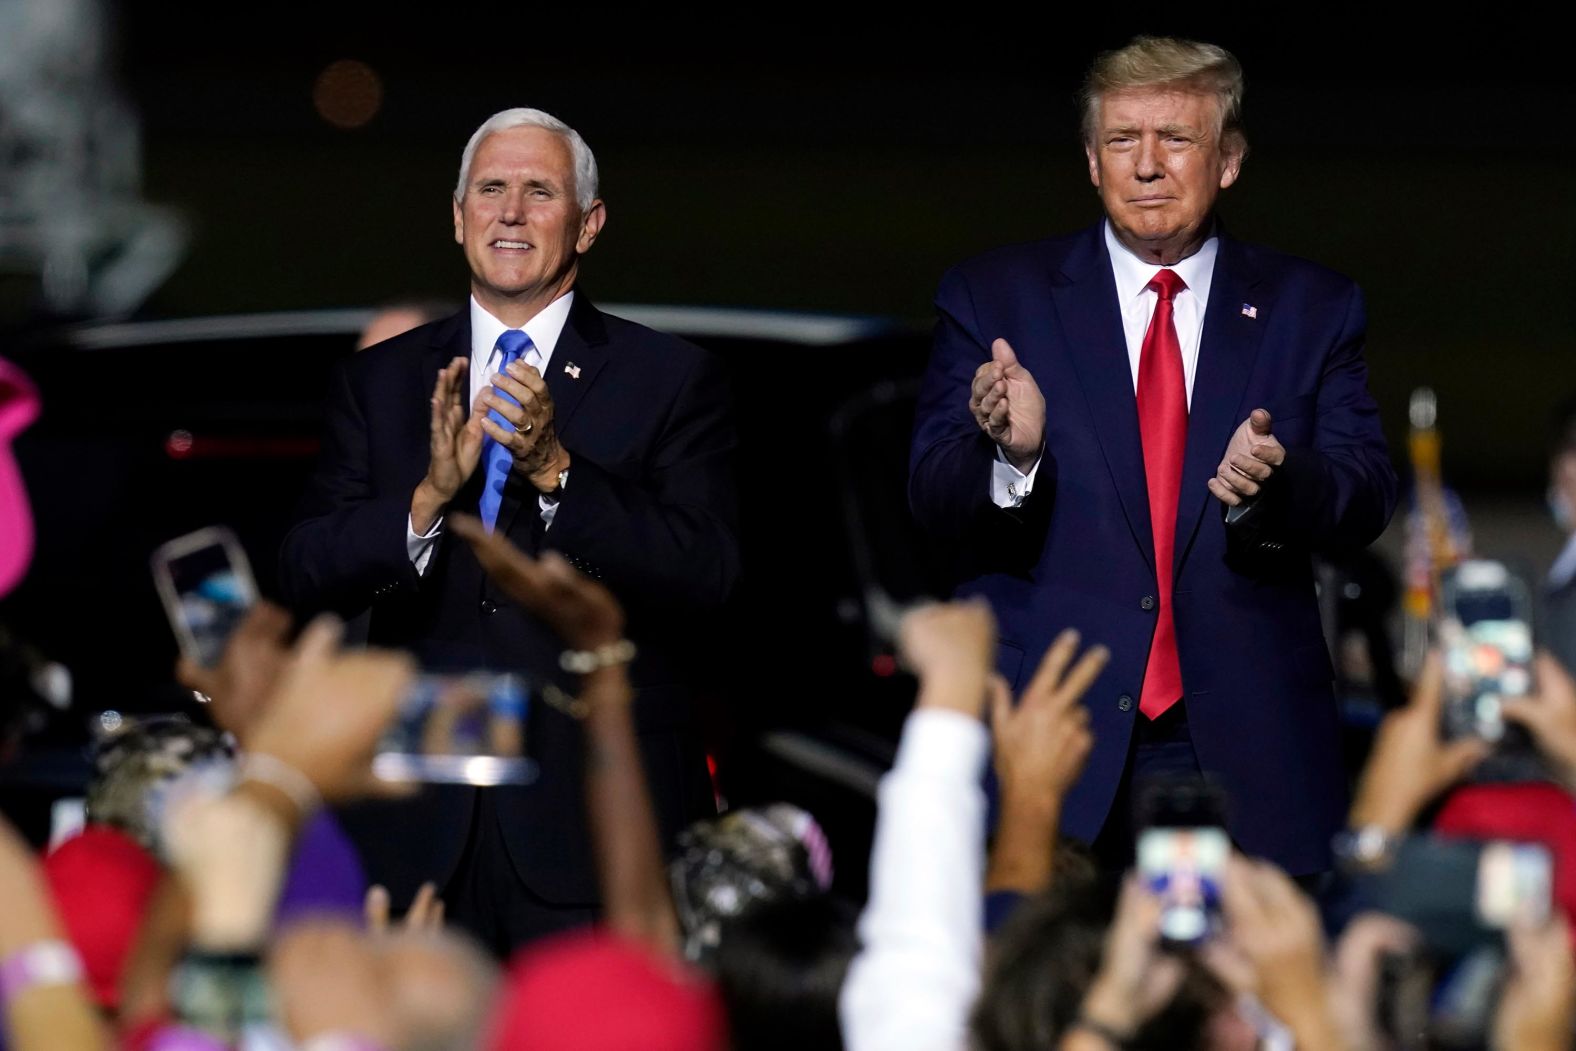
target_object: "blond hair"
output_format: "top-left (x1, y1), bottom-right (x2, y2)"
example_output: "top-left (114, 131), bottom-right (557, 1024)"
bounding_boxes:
top-left (1080, 36), bottom-right (1245, 151)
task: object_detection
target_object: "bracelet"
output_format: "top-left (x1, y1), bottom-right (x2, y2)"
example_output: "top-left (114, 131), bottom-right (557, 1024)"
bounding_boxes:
top-left (238, 751), bottom-right (322, 818)
top-left (1070, 1013), bottom-right (1133, 1049)
top-left (558, 639), bottom-right (636, 674)
top-left (0, 939), bottom-right (84, 1003)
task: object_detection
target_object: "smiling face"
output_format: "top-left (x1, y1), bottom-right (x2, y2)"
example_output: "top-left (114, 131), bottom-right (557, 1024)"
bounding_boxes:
top-left (452, 125), bottom-right (605, 326)
top-left (1085, 87), bottom-right (1242, 265)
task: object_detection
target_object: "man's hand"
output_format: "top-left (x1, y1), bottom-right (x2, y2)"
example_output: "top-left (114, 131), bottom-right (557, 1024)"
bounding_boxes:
top-left (175, 601), bottom-right (294, 745)
top-left (1212, 855), bottom-right (1342, 1049)
top-left (1349, 650), bottom-right (1489, 834)
top-left (271, 919), bottom-right (397, 1048)
top-left (163, 793), bottom-right (291, 952)
top-left (450, 513), bottom-right (623, 651)
top-left (986, 628), bottom-right (1105, 893)
top-left (1502, 653), bottom-right (1576, 791)
top-left (969, 338), bottom-right (1045, 473)
top-left (413, 356), bottom-right (487, 532)
top-left (896, 600), bottom-right (997, 716)
top-left (991, 628), bottom-right (1104, 809)
top-left (243, 617), bottom-right (415, 805)
top-left (1493, 912), bottom-right (1576, 1051)
top-left (477, 359), bottom-right (572, 492)
top-left (1076, 876), bottom-right (1186, 1044)
top-left (1209, 408), bottom-right (1284, 508)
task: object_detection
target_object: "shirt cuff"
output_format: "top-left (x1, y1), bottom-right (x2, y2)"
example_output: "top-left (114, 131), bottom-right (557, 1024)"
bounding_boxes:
top-left (893, 708), bottom-right (990, 783)
top-left (538, 467), bottom-right (568, 530)
top-left (406, 514), bottom-right (442, 576)
top-left (990, 449), bottom-right (1040, 508)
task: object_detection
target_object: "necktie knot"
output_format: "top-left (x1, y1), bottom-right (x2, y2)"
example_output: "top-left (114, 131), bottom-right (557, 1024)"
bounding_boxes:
top-left (495, 329), bottom-right (532, 366)
top-left (1147, 268), bottom-right (1186, 302)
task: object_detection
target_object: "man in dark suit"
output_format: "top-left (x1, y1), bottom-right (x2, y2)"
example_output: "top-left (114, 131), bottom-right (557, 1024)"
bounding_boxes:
top-left (909, 37), bottom-right (1396, 875)
top-left (278, 108), bottom-right (737, 951)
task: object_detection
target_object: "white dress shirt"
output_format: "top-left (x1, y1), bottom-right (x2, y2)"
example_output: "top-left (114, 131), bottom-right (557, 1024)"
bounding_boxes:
top-left (990, 222), bottom-right (1219, 508)
top-left (406, 292), bottom-right (576, 573)
top-left (839, 708), bottom-right (989, 1051)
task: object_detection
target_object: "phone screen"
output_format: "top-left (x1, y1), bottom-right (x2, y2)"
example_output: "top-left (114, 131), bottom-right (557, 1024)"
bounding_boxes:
top-left (1137, 826), bottom-right (1229, 944)
top-left (1440, 561), bottom-right (1533, 743)
top-left (151, 528), bottom-right (256, 667)
top-left (372, 671), bottom-right (540, 786)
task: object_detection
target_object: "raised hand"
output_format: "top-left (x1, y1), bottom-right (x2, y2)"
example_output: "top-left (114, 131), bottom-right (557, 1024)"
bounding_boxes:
top-left (1502, 653), bottom-right (1576, 791)
top-left (414, 356), bottom-right (487, 532)
top-left (450, 513), bottom-right (623, 651)
top-left (1209, 408), bottom-right (1284, 507)
top-left (896, 599), bottom-right (998, 716)
top-left (969, 338), bottom-right (1045, 473)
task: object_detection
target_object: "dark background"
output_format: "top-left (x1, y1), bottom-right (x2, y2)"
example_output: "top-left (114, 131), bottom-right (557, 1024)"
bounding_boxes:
top-left (91, 10), bottom-right (1574, 497)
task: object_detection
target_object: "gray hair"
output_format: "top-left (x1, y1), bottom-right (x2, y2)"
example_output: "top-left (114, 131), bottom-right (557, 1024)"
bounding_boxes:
top-left (1080, 36), bottom-right (1246, 152)
top-left (453, 107), bottom-right (599, 211)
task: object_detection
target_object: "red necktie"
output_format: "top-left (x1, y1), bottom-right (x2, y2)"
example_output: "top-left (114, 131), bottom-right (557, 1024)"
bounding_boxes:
top-left (1137, 269), bottom-right (1187, 719)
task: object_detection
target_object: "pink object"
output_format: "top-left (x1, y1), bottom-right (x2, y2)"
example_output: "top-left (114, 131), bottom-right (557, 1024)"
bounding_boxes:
top-left (487, 930), bottom-right (726, 1051)
top-left (43, 826), bottom-right (163, 1009)
top-left (0, 357), bottom-right (40, 598)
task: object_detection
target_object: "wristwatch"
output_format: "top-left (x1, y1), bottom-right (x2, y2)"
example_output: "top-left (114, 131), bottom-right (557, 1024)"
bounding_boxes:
top-left (1332, 824), bottom-right (1400, 873)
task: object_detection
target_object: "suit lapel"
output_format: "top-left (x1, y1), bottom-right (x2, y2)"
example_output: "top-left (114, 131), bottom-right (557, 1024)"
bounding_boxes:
top-left (542, 292), bottom-right (611, 437)
top-left (1056, 226), bottom-right (1156, 572)
top-left (1174, 234), bottom-right (1266, 574)
top-left (493, 291), bottom-right (612, 539)
top-left (421, 311), bottom-right (472, 412)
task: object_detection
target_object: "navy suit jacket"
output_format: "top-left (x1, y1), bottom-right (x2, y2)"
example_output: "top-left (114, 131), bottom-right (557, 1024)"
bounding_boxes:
top-left (278, 293), bottom-right (738, 904)
top-left (910, 224), bottom-right (1396, 873)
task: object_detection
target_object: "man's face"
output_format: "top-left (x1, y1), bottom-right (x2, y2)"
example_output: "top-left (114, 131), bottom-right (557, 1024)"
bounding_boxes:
top-left (1085, 88), bottom-right (1242, 264)
top-left (452, 125), bottom-right (604, 323)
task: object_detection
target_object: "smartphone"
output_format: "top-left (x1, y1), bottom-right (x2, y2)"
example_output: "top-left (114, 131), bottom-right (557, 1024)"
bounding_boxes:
top-left (150, 527), bottom-right (257, 667)
top-left (372, 671), bottom-right (540, 786)
top-left (1438, 560), bottom-right (1534, 743)
top-left (1365, 835), bottom-right (1552, 956)
top-left (1136, 779), bottom-right (1230, 946)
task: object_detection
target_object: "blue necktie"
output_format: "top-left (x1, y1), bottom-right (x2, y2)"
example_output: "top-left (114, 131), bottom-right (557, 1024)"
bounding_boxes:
top-left (479, 330), bottom-right (533, 532)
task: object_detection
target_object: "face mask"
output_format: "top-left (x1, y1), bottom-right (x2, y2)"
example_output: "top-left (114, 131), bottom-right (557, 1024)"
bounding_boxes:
top-left (1550, 485), bottom-right (1575, 534)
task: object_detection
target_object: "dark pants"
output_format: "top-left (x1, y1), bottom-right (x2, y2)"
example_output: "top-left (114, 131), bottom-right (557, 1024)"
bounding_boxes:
top-left (440, 789), bottom-right (598, 959)
top-left (1092, 702), bottom-right (1204, 872)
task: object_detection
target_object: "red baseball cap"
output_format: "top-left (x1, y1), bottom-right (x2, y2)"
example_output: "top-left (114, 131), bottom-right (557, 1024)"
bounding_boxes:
top-left (43, 826), bottom-right (163, 1009)
top-left (486, 930), bottom-right (727, 1051)
top-left (0, 357), bottom-right (40, 598)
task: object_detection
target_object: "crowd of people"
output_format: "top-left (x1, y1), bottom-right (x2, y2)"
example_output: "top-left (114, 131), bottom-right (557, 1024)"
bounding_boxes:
top-left (1, 516), bottom-right (1575, 1049)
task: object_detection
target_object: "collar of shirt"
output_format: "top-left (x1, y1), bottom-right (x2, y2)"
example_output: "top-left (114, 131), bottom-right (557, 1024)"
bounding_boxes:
top-left (468, 291), bottom-right (575, 402)
top-left (1104, 220), bottom-right (1219, 404)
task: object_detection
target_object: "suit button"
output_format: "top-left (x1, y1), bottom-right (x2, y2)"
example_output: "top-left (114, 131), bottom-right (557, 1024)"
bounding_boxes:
top-left (480, 599), bottom-right (498, 615)
top-left (1140, 595), bottom-right (1156, 611)
top-left (1118, 694), bottom-right (1134, 712)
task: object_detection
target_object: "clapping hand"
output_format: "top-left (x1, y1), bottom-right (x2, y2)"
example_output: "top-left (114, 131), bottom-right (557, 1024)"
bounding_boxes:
top-left (970, 339), bottom-right (1045, 473)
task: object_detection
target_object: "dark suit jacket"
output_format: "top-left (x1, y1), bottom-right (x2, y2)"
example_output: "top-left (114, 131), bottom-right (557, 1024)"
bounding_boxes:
top-left (278, 294), bottom-right (739, 904)
top-left (910, 224), bottom-right (1397, 874)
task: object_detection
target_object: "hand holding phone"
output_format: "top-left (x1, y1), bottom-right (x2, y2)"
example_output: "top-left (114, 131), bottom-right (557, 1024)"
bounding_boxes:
top-left (151, 526), bottom-right (258, 668)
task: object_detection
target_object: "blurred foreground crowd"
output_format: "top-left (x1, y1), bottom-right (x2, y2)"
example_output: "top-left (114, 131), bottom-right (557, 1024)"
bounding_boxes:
top-left (2, 512), bottom-right (1576, 1050)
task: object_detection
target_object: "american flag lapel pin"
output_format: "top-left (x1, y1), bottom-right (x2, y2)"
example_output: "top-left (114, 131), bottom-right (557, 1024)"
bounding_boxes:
top-left (1240, 303), bottom-right (1258, 319)
top-left (564, 362), bottom-right (582, 379)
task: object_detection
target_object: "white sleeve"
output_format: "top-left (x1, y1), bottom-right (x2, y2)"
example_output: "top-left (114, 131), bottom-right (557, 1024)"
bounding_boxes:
top-left (406, 514), bottom-right (443, 576)
top-left (839, 708), bottom-right (989, 1051)
top-left (989, 449), bottom-right (1041, 508)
